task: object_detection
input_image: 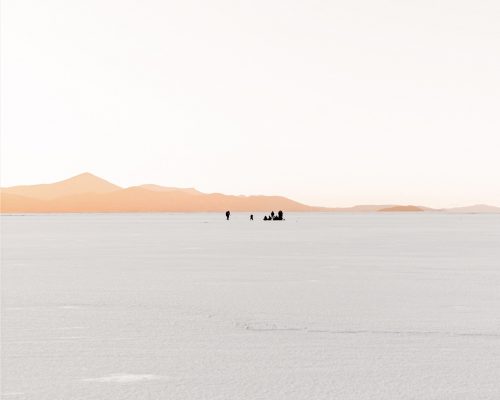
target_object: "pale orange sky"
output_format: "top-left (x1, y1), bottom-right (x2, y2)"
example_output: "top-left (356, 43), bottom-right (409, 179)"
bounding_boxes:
top-left (1, 0), bottom-right (499, 207)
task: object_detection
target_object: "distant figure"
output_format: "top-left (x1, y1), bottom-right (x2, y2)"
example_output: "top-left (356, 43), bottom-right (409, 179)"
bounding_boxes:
top-left (278, 210), bottom-right (283, 220)
top-left (263, 216), bottom-right (268, 221)
top-left (270, 211), bottom-right (275, 219)
top-left (250, 214), bottom-right (254, 220)
top-left (225, 210), bottom-right (230, 220)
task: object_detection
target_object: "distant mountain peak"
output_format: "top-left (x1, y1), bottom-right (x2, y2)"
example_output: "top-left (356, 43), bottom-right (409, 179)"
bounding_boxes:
top-left (2, 172), bottom-right (121, 200)
top-left (54, 172), bottom-right (121, 190)
top-left (76, 172), bottom-right (97, 178)
top-left (65, 172), bottom-right (115, 183)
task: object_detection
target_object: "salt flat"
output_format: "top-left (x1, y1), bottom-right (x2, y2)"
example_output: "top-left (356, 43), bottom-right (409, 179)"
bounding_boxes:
top-left (1, 212), bottom-right (500, 399)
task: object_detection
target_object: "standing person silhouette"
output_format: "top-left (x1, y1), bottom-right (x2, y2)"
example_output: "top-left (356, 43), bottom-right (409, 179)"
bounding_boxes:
top-left (250, 214), bottom-right (254, 220)
top-left (225, 211), bottom-right (230, 220)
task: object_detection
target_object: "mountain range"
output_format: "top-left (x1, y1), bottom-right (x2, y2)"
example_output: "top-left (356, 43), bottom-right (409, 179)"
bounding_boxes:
top-left (1, 173), bottom-right (499, 213)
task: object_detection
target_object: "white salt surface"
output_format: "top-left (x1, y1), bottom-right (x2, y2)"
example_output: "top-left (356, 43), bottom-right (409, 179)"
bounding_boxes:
top-left (83, 374), bottom-right (165, 383)
top-left (1, 212), bottom-right (500, 399)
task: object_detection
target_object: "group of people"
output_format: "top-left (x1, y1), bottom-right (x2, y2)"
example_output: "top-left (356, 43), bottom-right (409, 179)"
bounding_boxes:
top-left (263, 210), bottom-right (284, 221)
top-left (225, 210), bottom-right (284, 221)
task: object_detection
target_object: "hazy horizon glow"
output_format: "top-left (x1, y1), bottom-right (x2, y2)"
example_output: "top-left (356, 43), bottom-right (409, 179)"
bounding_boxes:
top-left (1, 0), bottom-right (499, 208)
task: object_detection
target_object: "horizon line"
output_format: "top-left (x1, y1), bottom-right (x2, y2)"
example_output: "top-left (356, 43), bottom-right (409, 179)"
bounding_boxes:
top-left (1, 171), bottom-right (499, 210)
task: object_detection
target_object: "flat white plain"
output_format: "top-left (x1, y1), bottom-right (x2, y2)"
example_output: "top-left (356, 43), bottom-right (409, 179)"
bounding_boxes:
top-left (2, 213), bottom-right (500, 399)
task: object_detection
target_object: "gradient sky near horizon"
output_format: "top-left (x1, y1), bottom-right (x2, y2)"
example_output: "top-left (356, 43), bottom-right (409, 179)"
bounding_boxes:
top-left (1, 0), bottom-right (499, 207)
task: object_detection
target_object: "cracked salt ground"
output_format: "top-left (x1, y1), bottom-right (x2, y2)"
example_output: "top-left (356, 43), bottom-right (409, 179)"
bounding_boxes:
top-left (2, 212), bottom-right (500, 399)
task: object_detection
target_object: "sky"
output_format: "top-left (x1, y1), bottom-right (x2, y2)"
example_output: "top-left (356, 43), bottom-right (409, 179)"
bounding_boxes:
top-left (1, 0), bottom-right (499, 207)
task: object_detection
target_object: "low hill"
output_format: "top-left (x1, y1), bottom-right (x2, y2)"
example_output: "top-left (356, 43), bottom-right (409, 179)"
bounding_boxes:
top-left (378, 205), bottom-right (424, 212)
top-left (331, 205), bottom-right (397, 212)
top-left (445, 204), bottom-right (500, 213)
top-left (0, 193), bottom-right (51, 213)
top-left (138, 184), bottom-right (202, 195)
